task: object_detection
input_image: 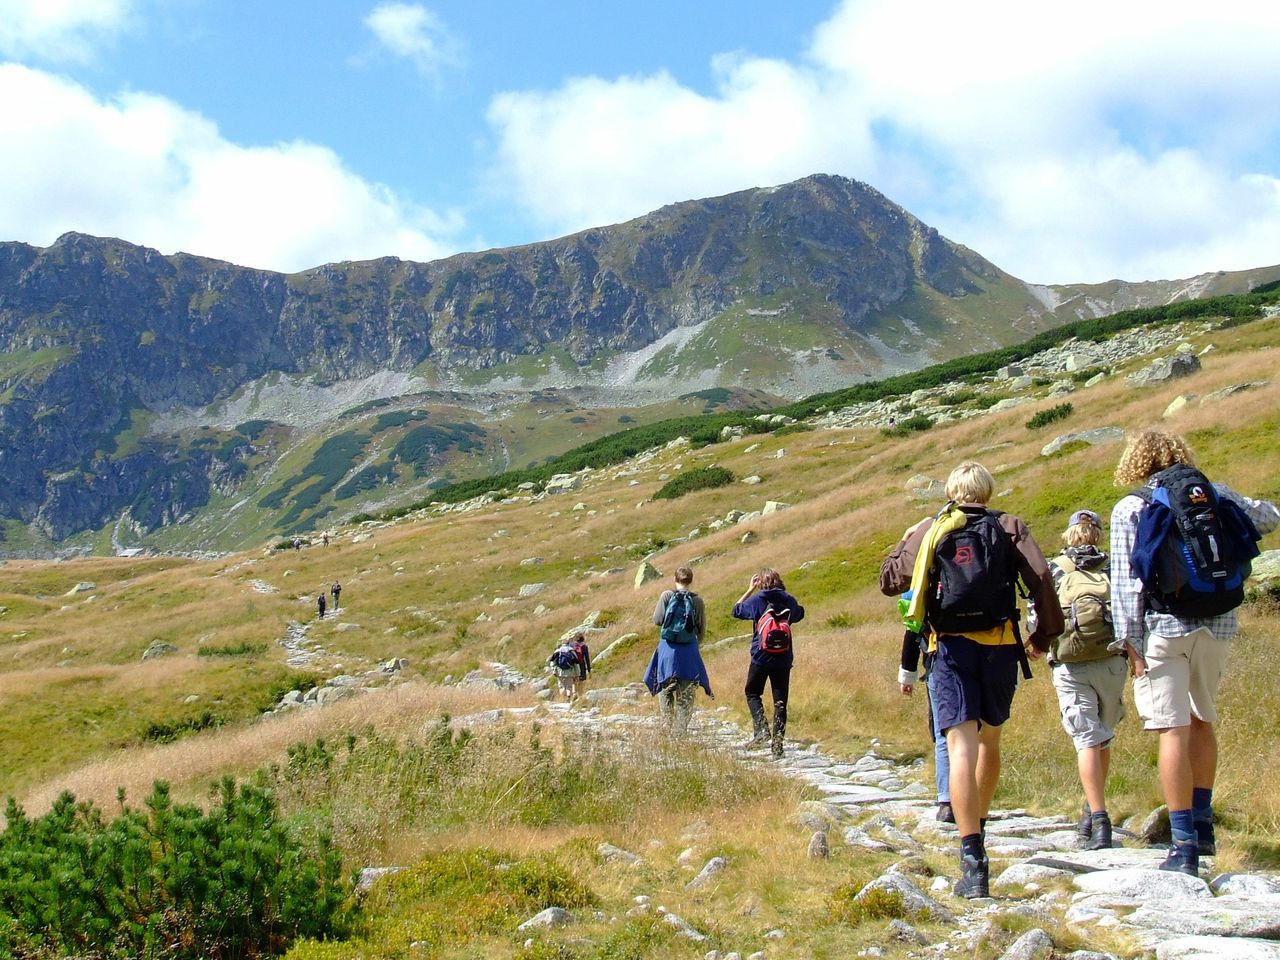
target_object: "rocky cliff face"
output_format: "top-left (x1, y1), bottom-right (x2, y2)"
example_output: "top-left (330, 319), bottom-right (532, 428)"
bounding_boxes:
top-left (1, 173), bottom-right (1274, 550)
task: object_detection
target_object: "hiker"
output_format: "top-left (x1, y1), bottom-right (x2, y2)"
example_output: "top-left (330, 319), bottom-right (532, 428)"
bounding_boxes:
top-left (897, 591), bottom-right (954, 824)
top-left (547, 638), bottom-right (582, 700)
top-left (644, 565), bottom-right (713, 734)
top-left (293, 537), bottom-right (302, 551)
top-left (322, 532), bottom-right (329, 546)
top-left (1110, 430), bottom-right (1278, 876)
top-left (330, 581), bottom-right (342, 612)
top-left (570, 632), bottom-right (592, 700)
top-left (732, 568), bottom-right (805, 759)
top-left (1040, 508), bottom-right (1125, 851)
top-left (316, 592), bottom-right (326, 619)
top-left (880, 460), bottom-right (1062, 899)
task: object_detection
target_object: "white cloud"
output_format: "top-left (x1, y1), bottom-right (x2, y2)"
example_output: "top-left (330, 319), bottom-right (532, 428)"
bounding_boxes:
top-left (363, 2), bottom-right (460, 75)
top-left (0, 64), bottom-right (467, 272)
top-left (486, 0), bottom-right (1280, 282)
top-left (0, 0), bottom-right (135, 62)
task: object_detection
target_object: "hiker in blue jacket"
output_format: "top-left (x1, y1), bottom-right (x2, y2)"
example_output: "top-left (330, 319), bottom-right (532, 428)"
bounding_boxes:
top-left (733, 568), bottom-right (804, 759)
top-left (644, 566), bottom-right (713, 734)
top-left (1111, 430), bottom-right (1279, 876)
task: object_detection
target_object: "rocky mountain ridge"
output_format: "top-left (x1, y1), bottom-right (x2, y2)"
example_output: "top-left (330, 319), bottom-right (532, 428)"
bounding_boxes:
top-left (3, 173), bottom-right (1278, 552)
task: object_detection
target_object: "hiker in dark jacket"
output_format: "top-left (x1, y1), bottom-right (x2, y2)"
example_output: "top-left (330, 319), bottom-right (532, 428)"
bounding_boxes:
top-left (330, 581), bottom-right (342, 612)
top-left (570, 633), bottom-right (592, 700)
top-left (644, 566), bottom-right (712, 734)
top-left (1110, 430), bottom-right (1279, 876)
top-left (880, 460), bottom-right (1061, 899)
top-left (316, 592), bottom-right (326, 619)
top-left (897, 595), bottom-right (953, 824)
top-left (733, 568), bottom-right (804, 759)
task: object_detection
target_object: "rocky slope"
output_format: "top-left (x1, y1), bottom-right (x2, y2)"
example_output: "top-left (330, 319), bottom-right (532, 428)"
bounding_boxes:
top-left (2, 173), bottom-right (1277, 551)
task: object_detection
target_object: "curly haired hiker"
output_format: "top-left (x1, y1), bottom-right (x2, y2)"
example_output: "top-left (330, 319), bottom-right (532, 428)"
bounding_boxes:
top-left (644, 566), bottom-right (713, 734)
top-left (881, 461), bottom-right (1062, 899)
top-left (1110, 430), bottom-right (1278, 877)
top-left (733, 568), bottom-right (805, 759)
top-left (1039, 509), bottom-right (1126, 851)
top-left (897, 592), bottom-right (953, 824)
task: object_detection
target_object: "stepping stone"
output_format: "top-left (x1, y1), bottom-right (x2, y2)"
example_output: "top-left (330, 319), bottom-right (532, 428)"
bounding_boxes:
top-left (1154, 935), bottom-right (1280, 959)
top-left (1073, 867), bottom-right (1210, 900)
top-left (1126, 893), bottom-right (1280, 939)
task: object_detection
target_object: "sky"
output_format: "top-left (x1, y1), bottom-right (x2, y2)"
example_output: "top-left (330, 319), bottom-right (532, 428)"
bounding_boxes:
top-left (1, 1), bottom-right (1279, 284)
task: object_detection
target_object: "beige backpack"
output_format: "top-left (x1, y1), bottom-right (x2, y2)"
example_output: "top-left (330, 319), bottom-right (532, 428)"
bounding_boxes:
top-left (1052, 554), bottom-right (1114, 663)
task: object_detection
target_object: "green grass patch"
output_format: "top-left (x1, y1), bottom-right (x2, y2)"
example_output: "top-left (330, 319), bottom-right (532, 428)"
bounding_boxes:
top-left (1026, 402), bottom-right (1074, 430)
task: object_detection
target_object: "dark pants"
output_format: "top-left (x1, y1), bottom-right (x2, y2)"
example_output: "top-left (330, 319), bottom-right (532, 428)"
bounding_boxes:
top-left (745, 659), bottom-right (791, 729)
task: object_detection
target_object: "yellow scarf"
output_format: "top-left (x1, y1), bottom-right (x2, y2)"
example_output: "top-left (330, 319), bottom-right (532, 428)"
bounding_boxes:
top-left (905, 503), bottom-right (966, 627)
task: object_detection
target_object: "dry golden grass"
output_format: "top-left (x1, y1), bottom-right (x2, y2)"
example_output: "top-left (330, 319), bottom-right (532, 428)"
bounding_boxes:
top-left (3, 316), bottom-right (1278, 872)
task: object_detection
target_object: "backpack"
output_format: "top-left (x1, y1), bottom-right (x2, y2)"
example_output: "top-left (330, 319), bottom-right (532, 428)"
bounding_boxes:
top-left (1052, 555), bottom-right (1114, 663)
top-left (552, 644), bottom-right (580, 672)
top-left (1131, 464), bottom-right (1262, 619)
top-left (756, 605), bottom-right (793, 654)
top-left (927, 508), bottom-right (1017, 635)
top-left (660, 591), bottom-right (699, 645)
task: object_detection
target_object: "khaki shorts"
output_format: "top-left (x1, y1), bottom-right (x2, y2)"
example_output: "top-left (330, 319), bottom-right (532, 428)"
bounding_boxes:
top-left (1051, 657), bottom-right (1127, 750)
top-left (1132, 627), bottom-right (1227, 729)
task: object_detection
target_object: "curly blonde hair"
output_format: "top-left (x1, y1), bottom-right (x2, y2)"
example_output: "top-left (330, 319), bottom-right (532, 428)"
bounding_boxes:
top-left (1113, 430), bottom-right (1195, 486)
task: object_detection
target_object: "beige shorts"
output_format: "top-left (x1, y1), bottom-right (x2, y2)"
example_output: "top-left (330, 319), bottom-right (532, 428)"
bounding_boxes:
top-left (1051, 657), bottom-right (1127, 750)
top-left (1132, 627), bottom-right (1227, 729)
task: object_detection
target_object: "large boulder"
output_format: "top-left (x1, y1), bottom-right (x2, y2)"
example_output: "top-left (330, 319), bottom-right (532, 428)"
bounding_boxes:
top-left (1125, 352), bottom-right (1201, 388)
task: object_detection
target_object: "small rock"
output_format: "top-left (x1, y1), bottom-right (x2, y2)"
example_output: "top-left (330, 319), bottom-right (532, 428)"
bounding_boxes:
top-left (598, 842), bottom-right (644, 866)
top-left (517, 907), bottom-right (574, 931)
top-left (687, 856), bottom-right (727, 890)
top-left (998, 928), bottom-right (1054, 960)
top-left (142, 640), bottom-right (179, 661)
top-left (808, 831), bottom-right (829, 860)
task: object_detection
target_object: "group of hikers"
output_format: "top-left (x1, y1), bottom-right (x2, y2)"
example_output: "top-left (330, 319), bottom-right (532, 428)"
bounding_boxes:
top-left (558, 428), bottom-right (1277, 900)
top-left (316, 581), bottom-right (342, 619)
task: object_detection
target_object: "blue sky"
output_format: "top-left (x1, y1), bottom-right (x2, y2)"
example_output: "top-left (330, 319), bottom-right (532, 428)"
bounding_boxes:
top-left (2, 1), bottom-right (1279, 284)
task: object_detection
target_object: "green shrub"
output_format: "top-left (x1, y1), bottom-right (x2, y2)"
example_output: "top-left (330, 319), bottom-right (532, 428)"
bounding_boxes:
top-left (652, 466), bottom-right (735, 501)
top-left (936, 389), bottom-right (980, 406)
top-left (1026, 402), bottom-right (1074, 430)
top-left (141, 710), bottom-right (224, 743)
top-left (881, 415), bottom-right (933, 439)
top-left (0, 780), bottom-right (348, 960)
top-left (772, 422), bottom-right (815, 437)
top-left (827, 883), bottom-right (921, 925)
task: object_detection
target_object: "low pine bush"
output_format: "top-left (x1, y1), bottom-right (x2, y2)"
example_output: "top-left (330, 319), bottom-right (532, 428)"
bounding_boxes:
top-left (652, 466), bottom-right (735, 501)
top-left (0, 780), bottom-right (348, 960)
top-left (881, 415), bottom-right (933, 439)
top-left (1026, 402), bottom-right (1073, 430)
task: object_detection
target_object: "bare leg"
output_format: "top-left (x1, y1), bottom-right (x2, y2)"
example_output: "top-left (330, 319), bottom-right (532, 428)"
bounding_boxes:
top-left (1188, 716), bottom-right (1218, 791)
top-left (946, 721), bottom-right (981, 837)
top-left (975, 723), bottom-right (1002, 819)
top-left (1157, 725), bottom-right (1193, 811)
top-left (1078, 745), bottom-right (1109, 813)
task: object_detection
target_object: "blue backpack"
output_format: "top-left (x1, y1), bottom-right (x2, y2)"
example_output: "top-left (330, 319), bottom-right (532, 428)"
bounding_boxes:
top-left (660, 591), bottom-right (699, 645)
top-left (1131, 464), bottom-right (1262, 618)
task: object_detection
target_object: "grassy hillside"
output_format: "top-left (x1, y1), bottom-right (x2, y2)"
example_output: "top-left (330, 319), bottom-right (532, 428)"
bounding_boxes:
top-left (1, 311), bottom-right (1278, 958)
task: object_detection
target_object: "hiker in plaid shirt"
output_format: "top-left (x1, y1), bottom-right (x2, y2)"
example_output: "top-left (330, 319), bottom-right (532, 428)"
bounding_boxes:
top-left (1110, 430), bottom-right (1279, 876)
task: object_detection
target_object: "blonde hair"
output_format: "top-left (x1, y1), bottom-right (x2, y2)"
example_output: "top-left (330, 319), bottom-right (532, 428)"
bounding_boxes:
top-left (944, 461), bottom-right (995, 504)
top-left (674, 565), bottom-right (694, 585)
top-left (1063, 520), bottom-right (1102, 547)
top-left (1114, 430), bottom-right (1195, 486)
top-left (757, 568), bottom-right (784, 591)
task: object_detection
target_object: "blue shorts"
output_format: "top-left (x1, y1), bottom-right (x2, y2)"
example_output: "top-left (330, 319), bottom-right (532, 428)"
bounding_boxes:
top-left (931, 635), bottom-right (1020, 733)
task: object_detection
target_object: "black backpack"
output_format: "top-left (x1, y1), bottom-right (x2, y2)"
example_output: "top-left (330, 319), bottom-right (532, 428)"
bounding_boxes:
top-left (927, 508), bottom-right (1018, 635)
top-left (1132, 464), bottom-right (1262, 618)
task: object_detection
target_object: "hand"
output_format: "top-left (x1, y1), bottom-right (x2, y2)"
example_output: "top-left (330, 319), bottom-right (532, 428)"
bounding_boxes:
top-left (1127, 643), bottom-right (1147, 678)
top-left (749, 574), bottom-right (761, 589)
top-left (900, 683), bottom-right (913, 696)
top-left (1023, 640), bottom-right (1043, 662)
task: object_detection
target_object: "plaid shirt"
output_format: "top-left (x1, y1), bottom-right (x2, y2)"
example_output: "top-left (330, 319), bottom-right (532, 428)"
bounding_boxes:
top-left (1110, 482), bottom-right (1280, 649)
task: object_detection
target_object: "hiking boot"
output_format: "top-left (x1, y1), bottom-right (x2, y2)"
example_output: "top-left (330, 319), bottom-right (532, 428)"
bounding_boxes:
top-left (953, 854), bottom-right (990, 899)
top-left (1159, 841), bottom-right (1200, 877)
top-left (1076, 802), bottom-right (1093, 847)
top-left (743, 698), bottom-right (769, 749)
top-left (935, 802), bottom-right (956, 824)
top-left (770, 700), bottom-right (786, 759)
top-left (1084, 813), bottom-right (1112, 851)
top-left (770, 732), bottom-right (785, 759)
top-left (1195, 819), bottom-right (1217, 857)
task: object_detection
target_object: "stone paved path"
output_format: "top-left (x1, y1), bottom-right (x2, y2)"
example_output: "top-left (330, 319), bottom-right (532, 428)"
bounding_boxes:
top-left (449, 678), bottom-right (1280, 960)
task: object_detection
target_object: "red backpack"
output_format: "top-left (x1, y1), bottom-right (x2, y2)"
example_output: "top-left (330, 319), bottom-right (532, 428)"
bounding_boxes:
top-left (757, 605), bottom-right (792, 654)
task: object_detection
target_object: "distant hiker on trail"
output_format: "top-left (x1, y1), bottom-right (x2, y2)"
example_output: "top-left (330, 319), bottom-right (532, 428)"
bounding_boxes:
top-left (1039, 508), bottom-right (1125, 851)
top-left (570, 632), bottom-right (592, 701)
top-left (732, 567), bottom-right (804, 759)
top-left (880, 460), bottom-right (1062, 899)
top-left (316, 592), bottom-right (326, 619)
top-left (896, 591), bottom-right (953, 824)
top-left (322, 532), bottom-right (330, 546)
top-left (548, 638), bottom-right (582, 701)
top-left (1110, 430), bottom-right (1278, 877)
top-left (293, 537), bottom-right (302, 551)
top-left (330, 581), bottom-right (342, 612)
top-left (644, 565), bottom-right (713, 734)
